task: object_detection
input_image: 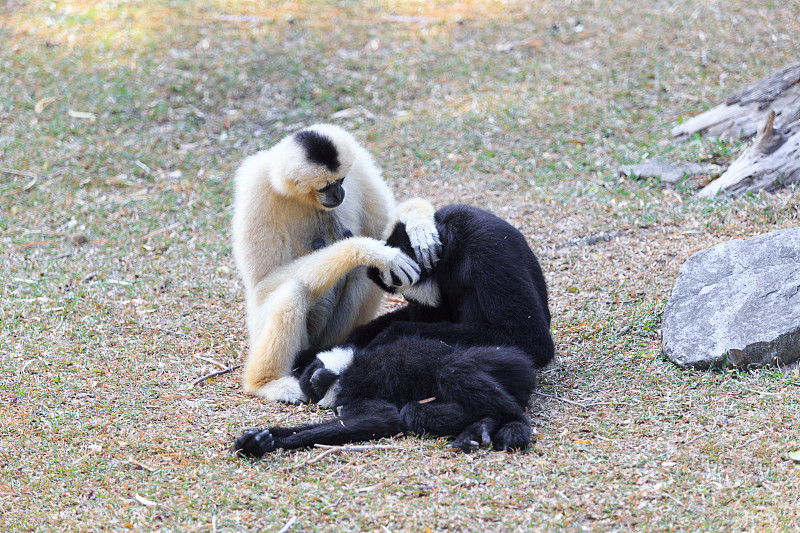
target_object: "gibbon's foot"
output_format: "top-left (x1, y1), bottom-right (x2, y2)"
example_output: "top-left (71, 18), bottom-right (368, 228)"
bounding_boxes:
top-left (381, 248), bottom-right (421, 288)
top-left (449, 418), bottom-right (497, 453)
top-left (234, 428), bottom-right (276, 457)
top-left (253, 376), bottom-right (308, 404)
top-left (399, 401), bottom-right (430, 435)
top-left (492, 421), bottom-right (531, 452)
top-left (448, 436), bottom-right (480, 453)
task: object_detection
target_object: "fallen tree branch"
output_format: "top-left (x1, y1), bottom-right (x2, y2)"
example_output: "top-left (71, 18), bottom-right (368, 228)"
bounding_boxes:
top-left (137, 324), bottom-right (189, 337)
top-left (276, 516), bottom-right (296, 533)
top-left (736, 435), bottom-right (763, 449)
top-left (281, 443), bottom-right (405, 471)
top-left (140, 222), bottom-right (181, 241)
top-left (314, 444), bottom-right (403, 452)
top-left (191, 364), bottom-right (242, 387)
top-left (655, 432), bottom-right (709, 460)
top-left (698, 109), bottom-right (800, 197)
top-left (672, 62), bottom-right (800, 139)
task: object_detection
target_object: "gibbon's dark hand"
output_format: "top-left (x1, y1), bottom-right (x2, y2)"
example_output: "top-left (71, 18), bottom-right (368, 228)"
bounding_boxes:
top-left (233, 428), bottom-right (276, 457)
top-left (406, 221), bottom-right (442, 273)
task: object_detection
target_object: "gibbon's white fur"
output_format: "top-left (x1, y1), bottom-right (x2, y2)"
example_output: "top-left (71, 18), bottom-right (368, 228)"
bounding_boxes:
top-left (232, 124), bottom-right (438, 402)
top-left (315, 346), bottom-right (355, 408)
top-left (317, 346), bottom-right (355, 374)
top-left (396, 277), bottom-right (441, 308)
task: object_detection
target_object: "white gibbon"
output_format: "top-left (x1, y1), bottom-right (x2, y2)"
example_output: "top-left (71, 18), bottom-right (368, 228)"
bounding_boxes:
top-left (232, 124), bottom-right (440, 402)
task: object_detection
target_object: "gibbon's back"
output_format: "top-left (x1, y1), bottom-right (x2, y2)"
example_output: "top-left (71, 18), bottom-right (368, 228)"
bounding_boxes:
top-left (433, 204), bottom-right (550, 321)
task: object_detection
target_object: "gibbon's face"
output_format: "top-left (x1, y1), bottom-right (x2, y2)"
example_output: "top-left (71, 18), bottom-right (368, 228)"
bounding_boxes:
top-left (316, 176), bottom-right (346, 208)
top-left (286, 127), bottom-right (355, 210)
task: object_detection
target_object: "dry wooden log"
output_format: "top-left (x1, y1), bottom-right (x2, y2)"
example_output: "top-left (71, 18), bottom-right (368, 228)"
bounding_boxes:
top-left (672, 62), bottom-right (800, 139)
top-left (617, 159), bottom-right (718, 184)
top-left (697, 109), bottom-right (800, 198)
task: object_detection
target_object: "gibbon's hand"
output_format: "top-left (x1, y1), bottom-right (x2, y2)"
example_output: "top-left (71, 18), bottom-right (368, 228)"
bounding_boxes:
top-left (406, 219), bottom-right (442, 273)
top-left (381, 248), bottom-right (421, 288)
top-left (233, 428), bottom-right (276, 457)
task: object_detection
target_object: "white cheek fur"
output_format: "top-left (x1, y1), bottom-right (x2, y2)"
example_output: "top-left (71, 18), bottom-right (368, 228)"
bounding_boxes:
top-left (317, 346), bottom-right (355, 373)
top-left (317, 380), bottom-right (341, 408)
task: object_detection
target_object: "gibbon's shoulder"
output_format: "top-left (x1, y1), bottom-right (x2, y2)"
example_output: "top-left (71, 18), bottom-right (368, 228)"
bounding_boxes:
top-left (434, 204), bottom-right (516, 245)
top-left (435, 204), bottom-right (512, 231)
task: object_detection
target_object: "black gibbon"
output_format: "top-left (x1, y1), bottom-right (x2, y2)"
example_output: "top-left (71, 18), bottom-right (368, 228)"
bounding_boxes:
top-left (233, 205), bottom-right (553, 455)
top-left (232, 124), bottom-right (440, 403)
top-left (293, 203), bottom-right (554, 386)
top-left (234, 336), bottom-right (536, 456)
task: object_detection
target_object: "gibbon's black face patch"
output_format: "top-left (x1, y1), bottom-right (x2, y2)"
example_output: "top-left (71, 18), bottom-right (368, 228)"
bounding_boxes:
top-left (294, 129), bottom-right (340, 172)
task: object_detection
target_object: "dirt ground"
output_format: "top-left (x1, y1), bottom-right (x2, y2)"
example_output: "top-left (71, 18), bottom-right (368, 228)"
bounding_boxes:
top-left (2, 1), bottom-right (799, 531)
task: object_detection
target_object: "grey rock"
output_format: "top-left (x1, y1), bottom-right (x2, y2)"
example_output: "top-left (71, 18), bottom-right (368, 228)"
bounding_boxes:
top-left (662, 227), bottom-right (800, 369)
top-left (618, 159), bottom-right (719, 184)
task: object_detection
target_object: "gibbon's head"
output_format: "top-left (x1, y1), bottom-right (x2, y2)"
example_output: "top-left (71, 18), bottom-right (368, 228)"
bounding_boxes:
top-left (270, 124), bottom-right (359, 210)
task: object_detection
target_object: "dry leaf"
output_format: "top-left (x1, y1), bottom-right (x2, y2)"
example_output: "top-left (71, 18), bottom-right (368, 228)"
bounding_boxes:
top-left (222, 110), bottom-right (242, 128)
top-left (35, 97), bottom-right (57, 114)
top-left (22, 175), bottom-right (38, 191)
top-left (393, 110), bottom-right (412, 123)
top-left (68, 109), bottom-right (97, 122)
top-left (134, 493), bottom-right (158, 507)
top-left (495, 37), bottom-right (543, 52)
top-left (330, 107), bottom-right (376, 120)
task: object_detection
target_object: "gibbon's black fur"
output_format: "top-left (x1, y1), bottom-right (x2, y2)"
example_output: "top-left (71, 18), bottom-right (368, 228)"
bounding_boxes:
top-left (234, 204), bottom-right (554, 456)
top-left (234, 336), bottom-right (536, 456)
top-left (293, 203), bottom-right (554, 379)
top-left (293, 129), bottom-right (340, 172)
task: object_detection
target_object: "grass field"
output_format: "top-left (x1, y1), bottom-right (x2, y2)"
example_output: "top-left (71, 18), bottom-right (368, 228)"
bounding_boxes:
top-left (2, 1), bottom-right (799, 531)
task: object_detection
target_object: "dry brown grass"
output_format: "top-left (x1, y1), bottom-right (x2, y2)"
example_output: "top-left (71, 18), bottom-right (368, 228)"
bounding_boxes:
top-left (2, 0), bottom-right (799, 531)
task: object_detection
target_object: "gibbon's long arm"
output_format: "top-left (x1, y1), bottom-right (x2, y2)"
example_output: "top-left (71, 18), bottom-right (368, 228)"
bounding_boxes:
top-left (251, 236), bottom-right (420, 306)
top-left (242, 236), bottom-right (420, 402)
top-left (396, 198), bottom-right (441, 272)
top-left (234, 399), bottom-right (404, 456)
top-left (450, 418), bottom-right (532, 453)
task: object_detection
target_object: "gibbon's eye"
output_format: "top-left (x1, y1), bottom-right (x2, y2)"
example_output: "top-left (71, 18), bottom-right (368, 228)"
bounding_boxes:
top-left (316, 177), bottom-right (345, 194)
top-left (317, 177), bottom-right (346, 208)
